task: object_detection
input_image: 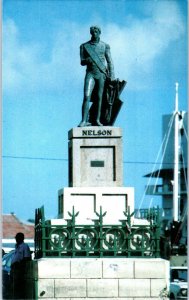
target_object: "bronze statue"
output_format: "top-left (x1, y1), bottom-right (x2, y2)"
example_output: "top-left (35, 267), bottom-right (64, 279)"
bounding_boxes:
top-left (78, 26), bottom-right (126, 127)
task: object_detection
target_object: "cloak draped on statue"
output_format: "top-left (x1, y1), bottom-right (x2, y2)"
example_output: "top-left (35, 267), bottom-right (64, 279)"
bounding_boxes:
top-left (89, 79), bottom-right (127, 126)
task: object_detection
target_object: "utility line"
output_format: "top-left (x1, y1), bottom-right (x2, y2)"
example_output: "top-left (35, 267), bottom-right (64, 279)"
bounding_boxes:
top-left (2, 155), bottom-right (68, 161)
top-left (2, 155), bottom-right (181, 166)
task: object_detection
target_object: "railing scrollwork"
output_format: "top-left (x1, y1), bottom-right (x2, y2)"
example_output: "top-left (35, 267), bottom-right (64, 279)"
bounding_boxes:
top-left (35, 205), bottom-right (161, 258)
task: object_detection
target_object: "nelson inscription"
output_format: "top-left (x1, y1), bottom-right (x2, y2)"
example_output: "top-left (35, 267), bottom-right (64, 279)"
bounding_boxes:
top-left (82, 129), bottom-right (112, 136)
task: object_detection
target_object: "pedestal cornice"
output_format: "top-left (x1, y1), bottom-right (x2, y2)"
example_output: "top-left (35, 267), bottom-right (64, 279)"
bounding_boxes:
top-left (68, 127), bottom-right (122, 139)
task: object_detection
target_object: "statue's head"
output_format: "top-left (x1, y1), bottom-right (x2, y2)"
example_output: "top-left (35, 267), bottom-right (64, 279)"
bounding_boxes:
top-left (90, 26), bottom-right (101, 35)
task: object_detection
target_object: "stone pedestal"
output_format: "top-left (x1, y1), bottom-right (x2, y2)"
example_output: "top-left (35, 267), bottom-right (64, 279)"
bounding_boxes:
top-left (68, 127), bottom-right (123, 187)
top-left (57, 126), bottom-right (134, 224)
top-left (29, 126), bottom-right (170, 300)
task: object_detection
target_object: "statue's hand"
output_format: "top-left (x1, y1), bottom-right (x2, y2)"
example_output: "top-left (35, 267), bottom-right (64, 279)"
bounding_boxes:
top-left (85, 57), bottom-right (93, 65)
top-left (106, 76), bottom-right (115, 83)
top-left (81, 57), bottom-right (94, 66)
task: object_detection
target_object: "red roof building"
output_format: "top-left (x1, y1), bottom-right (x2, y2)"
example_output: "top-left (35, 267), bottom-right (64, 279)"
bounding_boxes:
top-left (2, 213), bottom-right (34, 239)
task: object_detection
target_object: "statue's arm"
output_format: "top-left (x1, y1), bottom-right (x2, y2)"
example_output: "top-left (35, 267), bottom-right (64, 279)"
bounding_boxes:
top-left (105, 44), bottom-right (115, 80)
top-left (80, 44), bottom-right (92, 66)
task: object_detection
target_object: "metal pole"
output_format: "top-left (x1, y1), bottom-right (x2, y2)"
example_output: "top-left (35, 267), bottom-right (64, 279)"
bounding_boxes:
top-left (173, 82), bottom-right (179, 221)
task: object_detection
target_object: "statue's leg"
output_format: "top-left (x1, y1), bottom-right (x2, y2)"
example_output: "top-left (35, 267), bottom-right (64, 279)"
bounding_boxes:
top-left (96, 75), bottom-right (105, 126)
top-left (78, 74), bottom-right (95, 127)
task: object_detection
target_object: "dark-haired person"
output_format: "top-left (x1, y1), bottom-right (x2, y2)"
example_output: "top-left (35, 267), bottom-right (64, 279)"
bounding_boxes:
top-left (10, 232), bottom-right (31, 299)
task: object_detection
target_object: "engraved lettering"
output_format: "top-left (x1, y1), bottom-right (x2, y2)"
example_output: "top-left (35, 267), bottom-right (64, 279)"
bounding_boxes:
top-left (82, 129), bottom-right (113, 136)
top-left (82, 130), bottom-right (87, 136)
top-left (93, 130), bottom-right (98, 136)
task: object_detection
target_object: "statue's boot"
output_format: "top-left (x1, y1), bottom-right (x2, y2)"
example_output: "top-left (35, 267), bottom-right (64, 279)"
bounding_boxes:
top-left (78, 121), bottom-right (91, 127)
top-left (96, 120), bottom-right (103, 126)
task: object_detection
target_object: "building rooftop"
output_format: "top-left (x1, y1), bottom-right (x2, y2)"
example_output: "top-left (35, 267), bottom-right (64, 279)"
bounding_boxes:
top-left (2, 214), bottom-right (34, 239)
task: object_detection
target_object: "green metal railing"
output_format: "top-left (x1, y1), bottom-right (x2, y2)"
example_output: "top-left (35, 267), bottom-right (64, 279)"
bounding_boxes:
top-left (34, 206), bottom-right (161, 258)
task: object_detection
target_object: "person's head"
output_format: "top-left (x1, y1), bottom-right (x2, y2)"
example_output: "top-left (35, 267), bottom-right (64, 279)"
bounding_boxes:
top-left (15, 232), bottom-right (24, 244)
top-left (90, 26), bottom-right (101, 39)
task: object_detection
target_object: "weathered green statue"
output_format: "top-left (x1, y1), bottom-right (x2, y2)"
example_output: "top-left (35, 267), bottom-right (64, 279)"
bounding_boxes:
top-left (78, 26), bottom-right (126, 127)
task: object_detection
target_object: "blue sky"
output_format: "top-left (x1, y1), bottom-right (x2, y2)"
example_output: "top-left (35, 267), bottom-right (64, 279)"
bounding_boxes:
top-left (2, 0), bottom-right (188, 221)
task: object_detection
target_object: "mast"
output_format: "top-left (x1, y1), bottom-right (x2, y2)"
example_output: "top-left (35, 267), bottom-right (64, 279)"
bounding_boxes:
top-left (173, 82), bottom-right (180, 221)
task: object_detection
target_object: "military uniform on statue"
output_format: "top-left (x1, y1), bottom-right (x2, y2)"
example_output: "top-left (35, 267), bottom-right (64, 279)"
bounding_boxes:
top-left (78, 26), bottom-right (126, 127)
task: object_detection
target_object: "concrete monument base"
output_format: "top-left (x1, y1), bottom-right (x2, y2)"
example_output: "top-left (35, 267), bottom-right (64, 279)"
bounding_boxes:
top-left (25, 258), bottom-right (169, 299)
top-left (30, 124), bottom-right (168, 300)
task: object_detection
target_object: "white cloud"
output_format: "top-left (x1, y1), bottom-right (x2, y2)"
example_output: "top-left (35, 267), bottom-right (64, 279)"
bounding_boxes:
top-left (103, 1), bottom-right (185, 89)
top-left (3, 1), bottom-right (185, 95)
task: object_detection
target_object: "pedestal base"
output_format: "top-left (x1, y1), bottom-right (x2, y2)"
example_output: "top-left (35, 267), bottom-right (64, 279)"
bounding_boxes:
top-left (25, 258), bottom-right (169, 299)
top-left (58, 186), bottom-right (134, 224)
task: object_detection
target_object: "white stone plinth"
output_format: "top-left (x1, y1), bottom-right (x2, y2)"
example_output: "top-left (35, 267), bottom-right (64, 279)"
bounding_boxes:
top-left (58, 186), bottom-right (134, 224)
